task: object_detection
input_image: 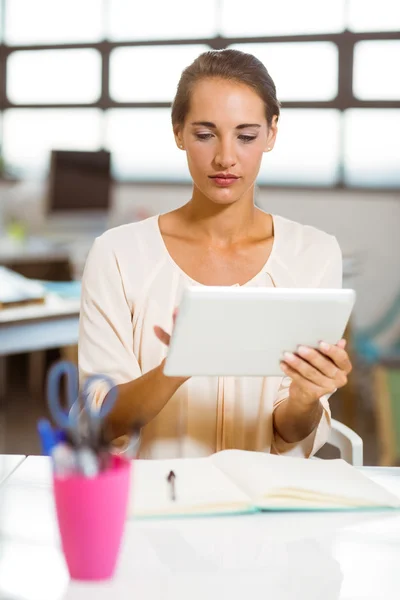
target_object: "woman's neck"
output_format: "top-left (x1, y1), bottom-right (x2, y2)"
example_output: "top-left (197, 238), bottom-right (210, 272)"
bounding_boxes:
top-left (181, 187), bottom-right (263, 245)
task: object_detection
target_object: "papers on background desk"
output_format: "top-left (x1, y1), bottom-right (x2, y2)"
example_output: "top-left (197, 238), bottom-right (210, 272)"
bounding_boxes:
top-left (0, 267), bottom-right (45, 309)
top-left (0, 292), bottom-right (80, 322)
top-left (38, 280), bottom-right (81, 300)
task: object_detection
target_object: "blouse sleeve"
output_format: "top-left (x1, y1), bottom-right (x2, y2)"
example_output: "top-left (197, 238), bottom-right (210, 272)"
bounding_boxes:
top-left (271, 236), bottom-right (343, 458)
top-left (78, 234), bottom-right (142, 408)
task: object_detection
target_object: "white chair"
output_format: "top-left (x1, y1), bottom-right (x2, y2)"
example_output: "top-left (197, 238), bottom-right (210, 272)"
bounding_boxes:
top-left (327, 418), bottom-right (363, 466)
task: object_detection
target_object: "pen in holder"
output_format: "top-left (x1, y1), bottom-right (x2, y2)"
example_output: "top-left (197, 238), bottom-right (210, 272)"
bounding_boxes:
top-left (41, 360), bottom-right (134, 581)
top-left (53, 455), bottom-right (131, 581)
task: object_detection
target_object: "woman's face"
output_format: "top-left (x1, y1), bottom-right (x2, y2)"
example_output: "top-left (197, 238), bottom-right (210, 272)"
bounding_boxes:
top-left (174, 77), bottom-right (277, 206)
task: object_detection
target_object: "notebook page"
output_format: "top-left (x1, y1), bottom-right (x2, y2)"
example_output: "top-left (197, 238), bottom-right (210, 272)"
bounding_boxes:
top-left (129, 456), bottom-right (254, 517)
top-left (211, 450), bottom-right (400, 509)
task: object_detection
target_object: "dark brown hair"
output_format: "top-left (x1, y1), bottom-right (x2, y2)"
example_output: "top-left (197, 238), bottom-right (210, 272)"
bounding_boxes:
top-left (171, 49), bottom-right (280, 128)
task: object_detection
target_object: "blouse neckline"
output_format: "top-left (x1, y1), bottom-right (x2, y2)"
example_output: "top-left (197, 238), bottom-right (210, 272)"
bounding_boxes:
top-left (152, 213), bottom-right (279, 288)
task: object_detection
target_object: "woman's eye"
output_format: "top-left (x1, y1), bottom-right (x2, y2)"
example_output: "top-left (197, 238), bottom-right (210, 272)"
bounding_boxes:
top-left (239, 135), bottom-right (257, 143)
top-left (196, 133), bottom-right (213, 140)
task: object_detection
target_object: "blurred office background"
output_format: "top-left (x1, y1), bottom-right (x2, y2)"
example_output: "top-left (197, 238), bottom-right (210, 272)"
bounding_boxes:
top-left (0, 0), bottom-right (399, 464)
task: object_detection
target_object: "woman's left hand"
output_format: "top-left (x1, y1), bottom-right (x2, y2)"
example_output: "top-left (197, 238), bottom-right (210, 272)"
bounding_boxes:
top-left (280, 339), bottom-right (352, 406)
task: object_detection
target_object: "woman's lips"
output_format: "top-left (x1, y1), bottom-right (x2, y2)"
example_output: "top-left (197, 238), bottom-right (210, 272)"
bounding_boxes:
top-left (210, 176), bottom-right (240, 186)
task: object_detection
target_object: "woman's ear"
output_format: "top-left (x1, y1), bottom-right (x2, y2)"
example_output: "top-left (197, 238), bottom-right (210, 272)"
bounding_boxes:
top-left (264, 115), bottom-right (278, 153)
top-left (173, 126), bottom-right (185, 150)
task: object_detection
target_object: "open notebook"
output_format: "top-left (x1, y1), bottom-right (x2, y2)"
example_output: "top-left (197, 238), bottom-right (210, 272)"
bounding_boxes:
top-left (130, 450), bottom-right (400, 518)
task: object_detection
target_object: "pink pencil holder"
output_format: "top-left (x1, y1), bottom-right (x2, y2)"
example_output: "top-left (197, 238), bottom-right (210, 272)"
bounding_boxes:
top-left (53, 455), bottom-right (131, 581)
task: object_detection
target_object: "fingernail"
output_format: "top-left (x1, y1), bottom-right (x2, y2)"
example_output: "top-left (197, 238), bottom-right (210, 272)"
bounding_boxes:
top-left (297, 345), bottom-right (310, 355)
top-left (283, 351), bottom-right (295, 361)
top-left (320, 342), bottom-right (330, 351)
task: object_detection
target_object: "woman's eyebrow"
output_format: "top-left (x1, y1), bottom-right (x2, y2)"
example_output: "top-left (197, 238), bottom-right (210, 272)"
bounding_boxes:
top-left (191, 121), bottom-right (261, 129)
top-left (236, 123), bottom-right (261, 130)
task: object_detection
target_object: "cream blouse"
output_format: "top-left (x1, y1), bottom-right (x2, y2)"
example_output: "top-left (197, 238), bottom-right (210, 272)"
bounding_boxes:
top-left (78, 214), bottom-right (342, 459)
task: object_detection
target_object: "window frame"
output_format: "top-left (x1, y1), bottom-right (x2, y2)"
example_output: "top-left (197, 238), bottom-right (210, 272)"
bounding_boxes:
top-left (0, 0), bottom-right (399, 191)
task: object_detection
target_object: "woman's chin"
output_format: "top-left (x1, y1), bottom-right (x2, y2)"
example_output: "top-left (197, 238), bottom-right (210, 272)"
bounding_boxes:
top-left (198, 183), bottom-right (246, 205)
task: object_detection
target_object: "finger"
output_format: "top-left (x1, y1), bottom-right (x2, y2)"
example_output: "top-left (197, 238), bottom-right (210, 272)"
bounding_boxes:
top-left (282, 352), bottom-right (336, 393)
top-left (296, 346), bottom-right (339, 379)
top-left (153, 325), bottom-right (171, 346)
top-left (337, 338), bottom-right (347, 349)
top-left (280, 362), bottom-right (324, 398)
top-left (318, 342), bottom-right (352, 373)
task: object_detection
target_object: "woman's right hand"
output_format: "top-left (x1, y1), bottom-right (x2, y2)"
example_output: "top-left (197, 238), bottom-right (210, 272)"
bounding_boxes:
top-left (153, 308), bottom-right (178, 347)
top-left (154, 309), bottom-right (189, 383)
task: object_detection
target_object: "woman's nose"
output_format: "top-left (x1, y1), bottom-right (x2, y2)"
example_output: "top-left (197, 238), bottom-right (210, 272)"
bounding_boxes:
top-left (214, 141), bottom-right (237, 169)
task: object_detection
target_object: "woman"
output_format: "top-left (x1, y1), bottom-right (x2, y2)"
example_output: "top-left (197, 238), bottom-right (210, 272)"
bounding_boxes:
top-left (79, 49), bottom-right (352, 459)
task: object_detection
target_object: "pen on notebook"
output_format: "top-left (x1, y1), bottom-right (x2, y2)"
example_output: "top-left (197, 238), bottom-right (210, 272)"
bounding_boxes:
top-left (167, 470), bottom-right (176, 502)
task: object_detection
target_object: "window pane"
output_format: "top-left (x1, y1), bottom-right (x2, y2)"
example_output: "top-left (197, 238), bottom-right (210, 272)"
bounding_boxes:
top-left (0, 3), bottom-right (3, 43)
top-left (3, 109), bottom-right (102, 176)
top-left (353, 41), bottom-right (400, 100)
top-left (4, 0), bottom-right (103, 45)
top-left (108, 0), bottom-right (217, 41)
top-left (230, 43), bottom-right (338, 101)
top-left (344, 109), bottom-right (400, 187)
top-left (348, 0), bottom-right (400, 32)
top-left (221, 0), bottom-right (345, 36)
top-left (259, 109), bottom-right (341, 185)
top-left (7, 50), bottom-right (101, 104)
top-left (105, 109), bottom-right (189, 181)
top-left (110, 45), bottom-right (209, 102)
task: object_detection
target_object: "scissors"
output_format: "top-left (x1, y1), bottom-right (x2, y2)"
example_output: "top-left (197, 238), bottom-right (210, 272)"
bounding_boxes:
top-left (46, 360), bottom-right (118, 450)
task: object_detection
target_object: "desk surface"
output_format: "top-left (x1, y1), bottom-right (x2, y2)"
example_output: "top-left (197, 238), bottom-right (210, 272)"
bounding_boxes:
top-left (1, 457), bottom-right (400, 600)
top-left (0, 293), bottom-right (80, 325)
top-left (0, 294), bottom-right (80, 355)
top-left (0, 454), bottom-right (25, 485)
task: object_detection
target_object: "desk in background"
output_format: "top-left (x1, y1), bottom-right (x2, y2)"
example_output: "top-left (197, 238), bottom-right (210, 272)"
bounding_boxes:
top-left (0, 294), bottom-right (80, 403)
top-left (1, 455), bottom-right (400, 600)
top-left (0, 235), bottom-right (73, 281)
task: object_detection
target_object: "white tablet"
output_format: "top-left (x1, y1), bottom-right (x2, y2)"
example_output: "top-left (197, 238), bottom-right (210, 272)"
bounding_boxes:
top-left (163, 287), bottom-right (356, 377)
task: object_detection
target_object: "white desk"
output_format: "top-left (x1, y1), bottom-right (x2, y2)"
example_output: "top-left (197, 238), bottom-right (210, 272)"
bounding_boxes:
top-left (0, 294), bottom-right (80, 356)
top-left (1, 456), bottom-right (400, 600)
top-left (0, 454), bottom-right (25, 485)
top-left (0, 294), bottom-right (80, 402)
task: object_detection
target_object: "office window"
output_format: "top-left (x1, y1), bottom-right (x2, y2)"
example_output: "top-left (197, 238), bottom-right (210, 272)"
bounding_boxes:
top-left (348, 0), bottom-right (400, 32)
top-left (258, 109), bottom-right (341, 186)
top-left (2, 109), bottom-right (103, 176)
top-left (230, 43), bottom-right (338, 101)
top-left (353, 41), bottom-right (400, 100)
top-left (4, 0), bottom-right (103, 45)
top-left (0, 0), bottom-right (399, 189)
top-left (110, 45), bottom-right (209, 102)
top-left (105, 109), bottom-right (189, 181)
top-left (108, 0), bottom-right (218, 41)
top-left (221, 0), bottom-right (346, 36)
top-left (344, 110), bottom-right (400, 187)
top-left (7, 50), bottom-right (101, 105)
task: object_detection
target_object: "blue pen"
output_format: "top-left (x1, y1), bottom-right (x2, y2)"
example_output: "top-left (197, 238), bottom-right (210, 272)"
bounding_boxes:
top-left (37, 419), bottom-right (67, 455)
top-left (37, 418), bottom-right (57, 456)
